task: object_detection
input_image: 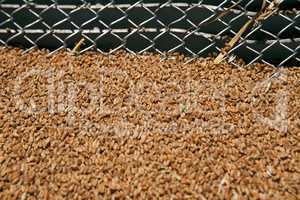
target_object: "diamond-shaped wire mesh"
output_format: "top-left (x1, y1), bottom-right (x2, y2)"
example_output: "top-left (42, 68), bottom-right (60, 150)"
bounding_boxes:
top-left (0, 0), bottom-right (299, 66)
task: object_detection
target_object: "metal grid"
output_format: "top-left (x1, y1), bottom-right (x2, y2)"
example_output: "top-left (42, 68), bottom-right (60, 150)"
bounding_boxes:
top-left (0, 0), bottom-right (299, 66)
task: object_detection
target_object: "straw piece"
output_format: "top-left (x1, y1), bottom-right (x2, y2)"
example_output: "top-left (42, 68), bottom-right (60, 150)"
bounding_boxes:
top-left (213, 0), bottom-right (274, 64)
top-left (200, 0), bottom-right (242, 28)
top-left (71, 38), bottom-right (85, 55)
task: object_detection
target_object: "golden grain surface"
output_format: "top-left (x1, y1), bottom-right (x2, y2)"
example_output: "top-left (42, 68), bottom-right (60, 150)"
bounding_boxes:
top-left (0, 48), bottom-right (299, 199)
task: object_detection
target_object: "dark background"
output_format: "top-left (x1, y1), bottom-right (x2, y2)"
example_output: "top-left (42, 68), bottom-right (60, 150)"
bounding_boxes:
top-left (0, 0), bottom-right (299, 65)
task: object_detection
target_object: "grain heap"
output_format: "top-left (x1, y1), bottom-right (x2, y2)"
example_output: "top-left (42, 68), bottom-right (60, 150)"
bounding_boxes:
top-left (0, 47), bottom-right (299, 199)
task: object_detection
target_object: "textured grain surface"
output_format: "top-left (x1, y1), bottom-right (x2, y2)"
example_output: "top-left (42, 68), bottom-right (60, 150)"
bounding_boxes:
top-left (0, 47), bottom-right (299, 199)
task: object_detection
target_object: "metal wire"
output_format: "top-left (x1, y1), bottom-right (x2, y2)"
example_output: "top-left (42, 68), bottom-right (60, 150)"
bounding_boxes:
top-left (0, 0), bottom-right (299, 66)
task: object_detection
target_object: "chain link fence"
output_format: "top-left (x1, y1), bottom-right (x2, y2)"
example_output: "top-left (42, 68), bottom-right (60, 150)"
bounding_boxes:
top-left (0, 0), bottom-right (299, 66)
